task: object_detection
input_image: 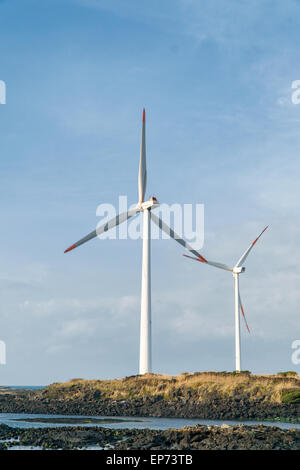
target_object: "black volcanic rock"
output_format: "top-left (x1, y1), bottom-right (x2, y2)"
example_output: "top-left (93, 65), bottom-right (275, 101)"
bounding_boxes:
top-left (2, 423), bottom-right (298, 450)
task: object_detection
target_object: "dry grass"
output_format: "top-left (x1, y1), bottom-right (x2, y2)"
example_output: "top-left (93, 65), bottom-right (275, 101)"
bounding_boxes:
top-left (42, 371), bottom-right (300, 404)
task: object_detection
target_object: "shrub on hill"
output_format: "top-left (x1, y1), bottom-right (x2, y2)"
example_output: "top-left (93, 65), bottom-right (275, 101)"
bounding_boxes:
top-left (281, 389), bottom-right (300, 404)
top-left (277, 371), bottom-right (298, 378)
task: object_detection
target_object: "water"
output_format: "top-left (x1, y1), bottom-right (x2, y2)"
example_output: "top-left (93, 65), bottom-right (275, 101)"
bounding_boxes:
top-left (0, 413), bottom-right (299, 430)
top-left (2, 386), bottom-right (45, 391)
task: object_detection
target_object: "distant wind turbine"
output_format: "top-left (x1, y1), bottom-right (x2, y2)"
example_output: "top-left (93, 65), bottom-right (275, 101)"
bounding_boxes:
top-left (184, 226), bottom-right (268, 372)
top-left (64, 109), bottom-right (200, 374)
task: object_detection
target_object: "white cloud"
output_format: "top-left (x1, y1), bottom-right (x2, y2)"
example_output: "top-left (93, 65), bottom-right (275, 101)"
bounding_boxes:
top-left (59, 318), bottom-right (95, 338)
top-left (72, 0), bottom-right (300, 51)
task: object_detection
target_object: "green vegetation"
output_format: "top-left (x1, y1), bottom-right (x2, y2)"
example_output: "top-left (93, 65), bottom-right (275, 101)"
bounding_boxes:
top-left (277, 371), bottom-right (298, 378)
top-left (39, 371), bottom-right (300, 404)
top-left (281, 389), bottom-right (300, 404)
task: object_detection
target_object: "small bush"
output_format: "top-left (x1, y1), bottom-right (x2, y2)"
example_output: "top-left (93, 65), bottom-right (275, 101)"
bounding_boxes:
top-left (277, 371), bottom-right (298, 377)
top-left (231, 370), bottom-right (251, 375)
top-left (281, 389), bottom-right (300, 404)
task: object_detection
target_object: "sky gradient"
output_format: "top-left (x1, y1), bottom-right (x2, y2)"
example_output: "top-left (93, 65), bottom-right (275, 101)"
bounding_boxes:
top-left (1, 0), bottom-right (300, 384)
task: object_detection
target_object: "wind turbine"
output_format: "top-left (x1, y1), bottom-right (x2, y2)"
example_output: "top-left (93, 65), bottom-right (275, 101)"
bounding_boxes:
top-left (64, 109), bottom-right (200, 374)
top-left (183, 226), bottom-right (268, 372)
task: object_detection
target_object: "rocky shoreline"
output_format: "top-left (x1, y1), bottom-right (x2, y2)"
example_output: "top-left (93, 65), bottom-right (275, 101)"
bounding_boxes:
top-left (1, 381), bottom-right (300, 450)
top-left (0, 389), bottom-right (299, 422)
top-left (0, 423), bottom-right (299, 450)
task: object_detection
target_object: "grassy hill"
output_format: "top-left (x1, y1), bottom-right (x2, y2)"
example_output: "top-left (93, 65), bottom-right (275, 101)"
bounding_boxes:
top-left (42, 371), bottom-right (300, 405)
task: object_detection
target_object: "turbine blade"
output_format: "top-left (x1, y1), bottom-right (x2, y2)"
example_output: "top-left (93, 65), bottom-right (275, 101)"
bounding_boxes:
top-left (138, 108), bottom-right (147, 204)
top-left (234, 226), bottom-right (269, 268)
top-left (238, 291), bottom-right (250, 334)
top-left (151, 213), bottom-right (232, 271)
top-left (183, 254), bottom-right (232, 272)
top-left (150, 212), bottom-right (202, 258)
top-left (64, 207), bottom-right (140, 253)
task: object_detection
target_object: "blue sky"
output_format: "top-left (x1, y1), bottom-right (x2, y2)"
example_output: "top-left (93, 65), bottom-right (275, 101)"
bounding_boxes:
top-left (1, 0), bottom-right (300, 384)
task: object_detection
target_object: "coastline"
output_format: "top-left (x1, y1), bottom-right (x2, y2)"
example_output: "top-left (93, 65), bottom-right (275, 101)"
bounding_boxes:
top-left (1, 372), bottom-right (299, 423)
top-left (1, 373), bottom-right (299, 450)
top-left (0, 422), bottom-right (299, 450)
top-left (0, 392), bottom-right (299, 422)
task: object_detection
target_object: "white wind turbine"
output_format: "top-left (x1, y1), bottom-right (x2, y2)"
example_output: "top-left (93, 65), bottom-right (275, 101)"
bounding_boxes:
top-left (64, 109), bottom-right (201, 374)
top-left (184, 226), bottom-right (268, 372)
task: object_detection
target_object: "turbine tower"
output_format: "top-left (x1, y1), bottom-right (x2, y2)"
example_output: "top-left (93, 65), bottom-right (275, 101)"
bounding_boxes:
top-left (184, 226), bottom-right (268, 372)
top-left (64, 109), bottom-right (200, 374)
top-left (139, 108), bottom-right (151, 374)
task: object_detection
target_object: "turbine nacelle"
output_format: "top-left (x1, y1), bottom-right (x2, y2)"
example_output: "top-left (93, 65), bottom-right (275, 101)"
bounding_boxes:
top-left (232, 266), bottom-right (246, 274)
top-left (140, 196), bottom-right (159, 211)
